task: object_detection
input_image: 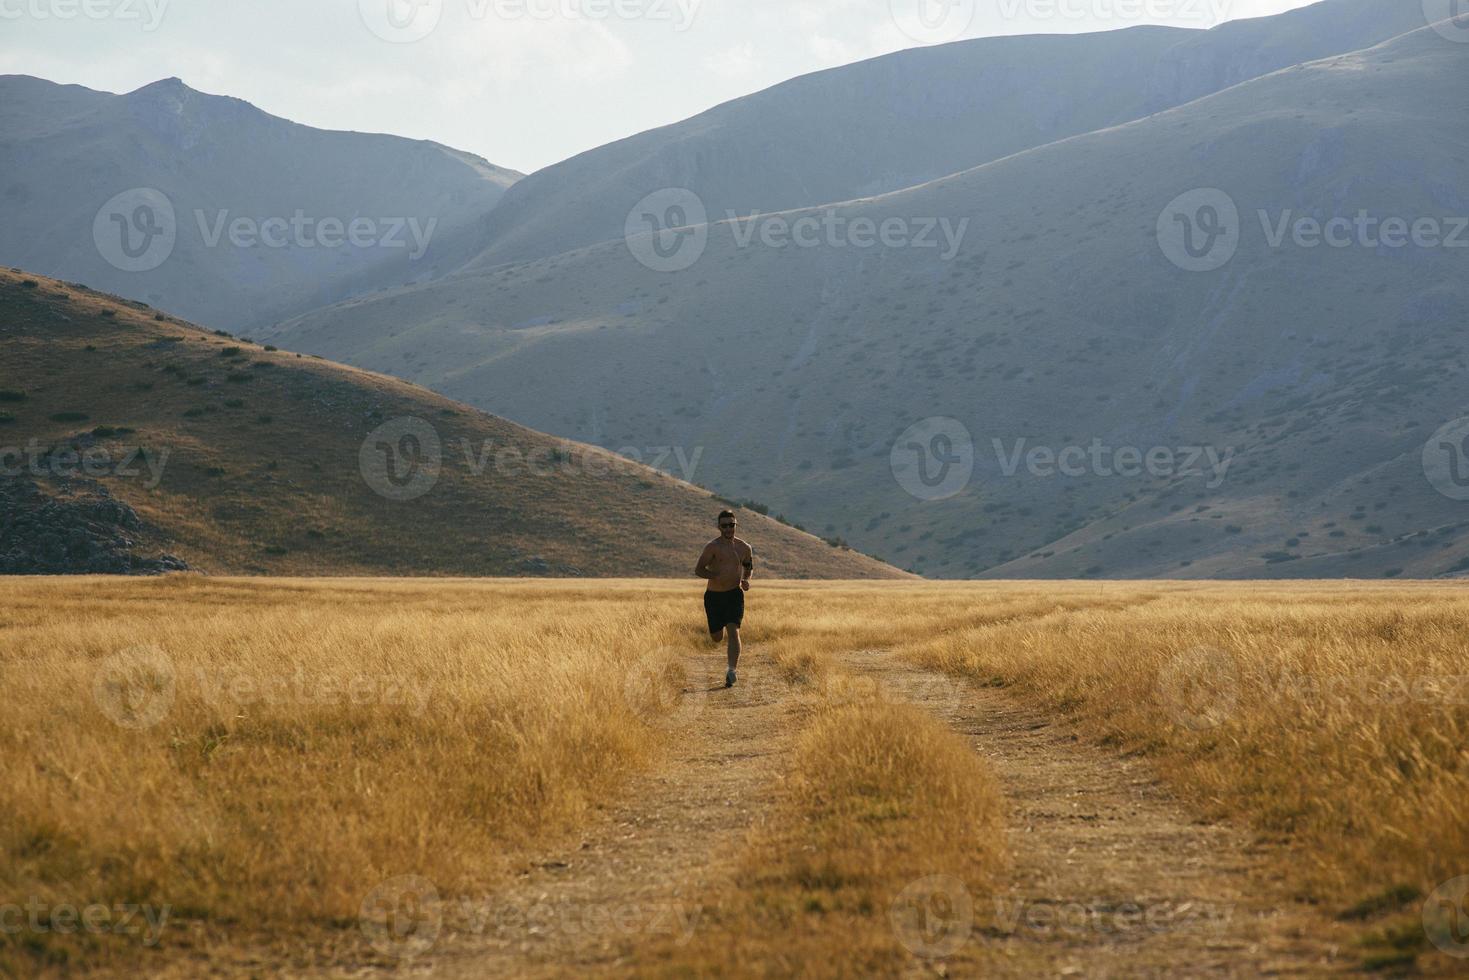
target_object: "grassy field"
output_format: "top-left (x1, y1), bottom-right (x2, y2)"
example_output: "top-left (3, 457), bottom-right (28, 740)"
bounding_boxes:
top-left (2, 577), bottom-right (1467, 976)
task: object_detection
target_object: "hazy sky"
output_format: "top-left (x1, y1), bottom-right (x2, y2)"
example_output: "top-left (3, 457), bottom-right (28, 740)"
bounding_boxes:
top-left (2, 0), bottom-right (1321, 173)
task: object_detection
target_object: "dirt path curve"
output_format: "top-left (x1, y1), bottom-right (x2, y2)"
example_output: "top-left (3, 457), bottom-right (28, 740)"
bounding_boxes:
top-left (840, 648), bottom-right (1351, 978)
top-left (310, 643), bottom-right (1356, 978)
top-left (354, 650), bottom-right (798, 979)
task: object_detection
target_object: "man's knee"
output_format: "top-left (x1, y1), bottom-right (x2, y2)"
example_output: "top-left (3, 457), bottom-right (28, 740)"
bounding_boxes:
top-left (710, 628), bottom-right (724, 642)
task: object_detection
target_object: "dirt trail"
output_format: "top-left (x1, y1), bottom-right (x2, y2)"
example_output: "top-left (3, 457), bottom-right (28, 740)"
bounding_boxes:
top-left (840, 648), bottom-right (1351, 978)
top-left (311, 645), bottom-right (1352, 978)
top-left (359, 651), bottom-right (797, 979)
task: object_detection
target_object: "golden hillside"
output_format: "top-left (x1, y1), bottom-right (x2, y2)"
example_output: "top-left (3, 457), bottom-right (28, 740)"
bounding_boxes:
top-left (0, 269), bottom-right (906, 579)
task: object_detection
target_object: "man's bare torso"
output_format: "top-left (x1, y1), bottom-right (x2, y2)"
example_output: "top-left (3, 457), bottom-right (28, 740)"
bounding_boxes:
top-left (701, 536), bottom-right (752, 592)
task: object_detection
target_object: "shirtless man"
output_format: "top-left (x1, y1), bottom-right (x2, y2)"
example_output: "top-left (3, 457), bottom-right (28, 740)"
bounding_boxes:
top-left (694, 510), bottom-right (754, 688)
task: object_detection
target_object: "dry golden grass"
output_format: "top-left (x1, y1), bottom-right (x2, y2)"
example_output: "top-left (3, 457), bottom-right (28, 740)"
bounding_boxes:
top-left (1, 577), bottom-right (703, 974)
top-left (0, 577), bottom-right (986, 975)
top-left (629, 697), bottom-right (1005, 978)
top-left (3, 577), bottom-right (1467, 975)
top-left (889, 580), bottom-right (1469, 968)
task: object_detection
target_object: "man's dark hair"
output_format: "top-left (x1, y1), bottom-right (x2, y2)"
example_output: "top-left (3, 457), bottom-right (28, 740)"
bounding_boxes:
top-left (718, 509), bottom-right (736, 522)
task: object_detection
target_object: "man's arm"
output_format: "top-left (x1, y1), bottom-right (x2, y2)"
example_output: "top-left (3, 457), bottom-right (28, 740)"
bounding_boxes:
top-left (741, 545), bottom-right (754, 588)
top-left (694, 542), bottom-right (716, 580)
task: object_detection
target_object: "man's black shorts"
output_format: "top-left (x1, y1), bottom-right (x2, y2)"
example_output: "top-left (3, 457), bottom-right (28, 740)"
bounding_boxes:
top-left (704, 588), bottom-right (745, 634)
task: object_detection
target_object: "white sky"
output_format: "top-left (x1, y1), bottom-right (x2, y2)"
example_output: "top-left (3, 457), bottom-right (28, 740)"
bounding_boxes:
top-left (1, 0), bottom-right (1323, 174)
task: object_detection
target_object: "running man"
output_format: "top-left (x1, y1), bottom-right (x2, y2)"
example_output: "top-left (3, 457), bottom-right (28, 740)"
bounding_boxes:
top-left (694, 510), bottom-right (753, 688)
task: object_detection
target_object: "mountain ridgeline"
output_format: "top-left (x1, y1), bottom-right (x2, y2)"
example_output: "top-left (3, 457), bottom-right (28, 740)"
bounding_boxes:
top-left (262, 7), bottom-right (1469, 579)
top-left (462, 0), bottom-right (1428, 267)
top-left (0, 75), bottom-right (522, 332)
top-left (8, 0), bottom-right (1466, 579)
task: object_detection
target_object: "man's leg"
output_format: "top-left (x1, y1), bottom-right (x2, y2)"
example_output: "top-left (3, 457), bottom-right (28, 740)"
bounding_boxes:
top-left (726, 625), bottom-right (741, 672)
top-left (710, 628), bottom-right (724, 643)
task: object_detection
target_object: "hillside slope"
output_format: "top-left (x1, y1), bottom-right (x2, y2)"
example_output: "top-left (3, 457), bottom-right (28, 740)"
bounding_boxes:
top-left (464, 0), bottom-right (1427, 267)
top-left (0, 270), bottom-right (906, 579)
top-left (262, 24), bottom-right (1469, 579)
top-left (0, 76), bottom-right (522, 332)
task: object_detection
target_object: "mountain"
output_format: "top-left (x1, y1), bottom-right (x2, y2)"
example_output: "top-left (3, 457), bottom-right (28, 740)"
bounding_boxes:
top-left (0, 269), bottom-right (906, 579)
top-left (0, 76), bottom-right (522, 332)
top-left (261, 21), bottom-right (1469, 579)
top-left (463, 0), bottom-right (1428, 268)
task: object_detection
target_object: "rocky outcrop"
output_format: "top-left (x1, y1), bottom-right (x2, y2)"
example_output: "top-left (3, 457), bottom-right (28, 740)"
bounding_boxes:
top-left (0, 478), bottom-right (189, 575)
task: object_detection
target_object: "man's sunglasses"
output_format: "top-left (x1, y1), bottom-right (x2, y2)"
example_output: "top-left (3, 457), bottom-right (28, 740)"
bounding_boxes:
top-left (719, 522), bottom-right (737, 529)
